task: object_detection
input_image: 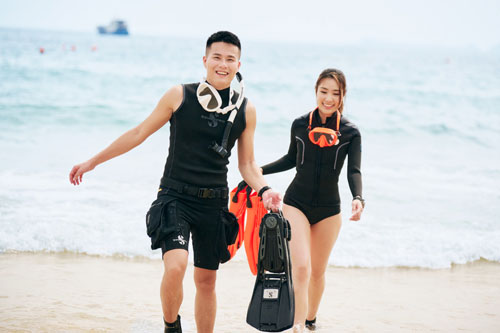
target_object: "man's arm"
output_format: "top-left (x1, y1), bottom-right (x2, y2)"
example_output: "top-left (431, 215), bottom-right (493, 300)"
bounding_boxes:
top-left (69, 85), bottom-right (183, 185)
top-left (237, 100), bottom-right (281, 211)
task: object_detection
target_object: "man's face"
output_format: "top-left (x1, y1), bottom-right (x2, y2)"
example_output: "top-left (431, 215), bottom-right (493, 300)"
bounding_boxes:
top-left (203, 42), bottom-right (241, 90)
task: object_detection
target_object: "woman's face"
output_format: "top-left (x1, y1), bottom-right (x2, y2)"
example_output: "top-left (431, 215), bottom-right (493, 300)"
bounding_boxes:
top-left (316, 77), bottom-right (342, 118)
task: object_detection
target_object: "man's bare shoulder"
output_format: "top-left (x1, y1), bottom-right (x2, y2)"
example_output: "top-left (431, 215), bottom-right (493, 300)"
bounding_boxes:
top-left (158, 84), bottom-right (183, 112)
top-left (244, 99), bottom-right (256, 121)
top-left (245, 99), bottom-right (256, 112)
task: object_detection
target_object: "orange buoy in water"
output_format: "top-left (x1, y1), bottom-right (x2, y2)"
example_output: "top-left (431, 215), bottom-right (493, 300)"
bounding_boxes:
top-left (71, 45), bottom-right (76, 51)
top-left (39, 47), bottom-right (45, 54)
top-left (91, 45), bottom-right (97, 52)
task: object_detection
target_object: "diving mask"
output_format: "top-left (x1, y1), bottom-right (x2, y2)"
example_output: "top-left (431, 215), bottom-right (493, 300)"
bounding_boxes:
top-left (307, 109), bottom-right (341, 148)
top-left (196, 72), bottom-right (244, 114)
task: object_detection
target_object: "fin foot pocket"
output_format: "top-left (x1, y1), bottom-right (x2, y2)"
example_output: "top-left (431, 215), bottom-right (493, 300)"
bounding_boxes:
top-left (247, 211), bottom-right (295, 331)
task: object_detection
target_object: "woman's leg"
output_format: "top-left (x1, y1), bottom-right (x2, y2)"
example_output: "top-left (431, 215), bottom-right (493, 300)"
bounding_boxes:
top-left (283, 204), bottom-right (311, 330)
top-left (307, 213), bottom-right (342, 322)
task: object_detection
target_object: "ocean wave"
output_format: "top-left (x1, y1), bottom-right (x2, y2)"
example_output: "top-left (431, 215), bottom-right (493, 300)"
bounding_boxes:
top-left (2, 29), bottom-right (500, 270)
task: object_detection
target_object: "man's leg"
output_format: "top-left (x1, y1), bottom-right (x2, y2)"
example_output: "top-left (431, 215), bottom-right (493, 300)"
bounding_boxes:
top-left (193, 267), bottom-right (217, 333)
top-left (161, 249), bottom-right (189, 323)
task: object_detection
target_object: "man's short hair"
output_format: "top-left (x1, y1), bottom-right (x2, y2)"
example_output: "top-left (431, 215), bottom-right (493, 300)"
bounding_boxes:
top-left (206, 31), bottom-right (241, 53)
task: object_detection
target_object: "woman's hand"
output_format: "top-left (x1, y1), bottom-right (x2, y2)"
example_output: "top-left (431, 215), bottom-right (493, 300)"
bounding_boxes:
top-left (69, 160), bottom-right (95, 185)
top-left (350, 199), bottom-right (364, 221)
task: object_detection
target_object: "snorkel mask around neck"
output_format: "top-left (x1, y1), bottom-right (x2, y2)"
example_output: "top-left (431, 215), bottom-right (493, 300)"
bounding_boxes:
top-left (197, 72), bottom-right (245, 158)
top-left (308, 109), bottom-right (341, 147)
top-left (196, 72), bottom-right (244, 114)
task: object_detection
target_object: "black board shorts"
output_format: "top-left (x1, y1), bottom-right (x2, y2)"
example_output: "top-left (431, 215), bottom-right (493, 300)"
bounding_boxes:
top-left (146, 187), bottom-right (235, 270)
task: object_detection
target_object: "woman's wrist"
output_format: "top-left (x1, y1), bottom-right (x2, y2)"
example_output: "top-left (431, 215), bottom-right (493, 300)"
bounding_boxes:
top-left (353, 195), bottom-right (365, 208)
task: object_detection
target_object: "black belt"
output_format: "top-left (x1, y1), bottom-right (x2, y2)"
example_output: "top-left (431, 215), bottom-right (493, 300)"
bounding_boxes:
top-left (162, 179), bottom-right (228, 199)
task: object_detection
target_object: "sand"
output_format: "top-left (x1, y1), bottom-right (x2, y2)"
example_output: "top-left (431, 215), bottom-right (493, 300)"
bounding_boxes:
top-left (1, 252), bottom-right (499, 332)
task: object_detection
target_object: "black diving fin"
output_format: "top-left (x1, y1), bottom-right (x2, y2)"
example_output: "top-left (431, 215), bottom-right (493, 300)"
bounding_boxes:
top-left (246, 211), bottom-right (294, 332)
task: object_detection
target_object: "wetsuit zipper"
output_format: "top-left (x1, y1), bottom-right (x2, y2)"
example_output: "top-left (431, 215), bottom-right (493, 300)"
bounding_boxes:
top-left (314, 147), bottom-right (322, 205)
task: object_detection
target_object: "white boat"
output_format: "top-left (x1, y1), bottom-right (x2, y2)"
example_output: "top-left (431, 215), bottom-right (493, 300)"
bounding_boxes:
top-left (97, 20), bottom-right (129, 35)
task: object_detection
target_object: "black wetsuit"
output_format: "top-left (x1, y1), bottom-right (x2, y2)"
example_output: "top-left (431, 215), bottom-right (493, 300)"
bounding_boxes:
top-left (261, 109), bottom-right (362, 224)
top-left (149, 83), bottom-right (247, 269)
top-left (161, 83), bottom-right (246, 188)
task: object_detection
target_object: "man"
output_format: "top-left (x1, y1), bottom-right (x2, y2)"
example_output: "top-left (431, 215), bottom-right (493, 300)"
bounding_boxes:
top-left (69, 31), bottom-right (281, 332)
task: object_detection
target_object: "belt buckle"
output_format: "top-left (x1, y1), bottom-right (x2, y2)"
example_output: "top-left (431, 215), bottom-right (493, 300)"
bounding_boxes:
top-left (198, 188), bottom-right (216, 199)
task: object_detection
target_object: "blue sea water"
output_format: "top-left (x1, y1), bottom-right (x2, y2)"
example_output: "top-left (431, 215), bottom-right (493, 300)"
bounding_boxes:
top-left (1, 28), bottom-right (499, 268)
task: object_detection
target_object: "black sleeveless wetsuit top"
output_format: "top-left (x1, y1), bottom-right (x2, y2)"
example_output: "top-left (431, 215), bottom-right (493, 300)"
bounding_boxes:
top-left (261, 109), bottom-right (362, 206)
top-left (160, 83), bottom-right (247, 188)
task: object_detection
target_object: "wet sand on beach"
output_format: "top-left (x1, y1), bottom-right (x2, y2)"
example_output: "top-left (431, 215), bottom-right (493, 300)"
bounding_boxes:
top-left (1, 252), bottom-right (499, 332)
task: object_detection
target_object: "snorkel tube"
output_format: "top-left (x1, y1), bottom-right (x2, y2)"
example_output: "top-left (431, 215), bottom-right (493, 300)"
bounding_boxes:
top-left (210, 72), bottom-right (245, 158)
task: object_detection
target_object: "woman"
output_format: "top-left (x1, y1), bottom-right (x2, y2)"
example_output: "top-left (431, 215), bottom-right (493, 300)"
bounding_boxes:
top-left (261, 68), bottom-right (364, 331)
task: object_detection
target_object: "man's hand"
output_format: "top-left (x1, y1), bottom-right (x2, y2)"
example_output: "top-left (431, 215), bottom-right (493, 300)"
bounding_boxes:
top-left (261, 189), bottom-right (282, 212)
top-left (69, 160), bottom-right (95, 185)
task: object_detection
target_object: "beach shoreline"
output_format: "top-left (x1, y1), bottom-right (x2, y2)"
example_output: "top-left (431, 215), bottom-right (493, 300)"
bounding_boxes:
top-left (1, 252), bottom-right (499, 332)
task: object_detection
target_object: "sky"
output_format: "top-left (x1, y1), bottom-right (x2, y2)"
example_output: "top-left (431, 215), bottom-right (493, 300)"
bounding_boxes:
top-left (1, 0), bottom-right (500, 48)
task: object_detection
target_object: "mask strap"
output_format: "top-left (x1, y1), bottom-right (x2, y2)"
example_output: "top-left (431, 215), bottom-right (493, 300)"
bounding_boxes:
top-left (307, 109), bottom-right (315, 131)
top-left (335, 110), bottom-right (341, 132)
top-left (219, 72), bottom-right (244, 114)
top-left (309, 108), bottom-right (341, 132)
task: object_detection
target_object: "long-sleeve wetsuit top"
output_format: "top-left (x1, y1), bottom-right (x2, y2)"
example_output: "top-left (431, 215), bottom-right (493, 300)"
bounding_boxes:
top-left (261, 109), bottom-right (362, 206)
